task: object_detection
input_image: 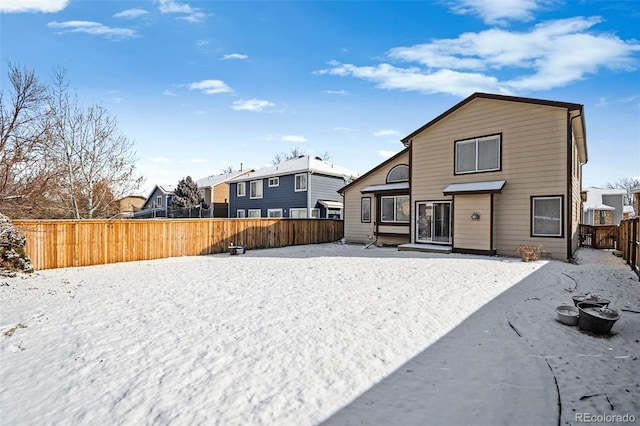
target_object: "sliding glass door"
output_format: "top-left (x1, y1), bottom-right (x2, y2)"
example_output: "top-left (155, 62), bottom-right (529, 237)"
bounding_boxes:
top-left (416, 201), bottom-right (451, 243)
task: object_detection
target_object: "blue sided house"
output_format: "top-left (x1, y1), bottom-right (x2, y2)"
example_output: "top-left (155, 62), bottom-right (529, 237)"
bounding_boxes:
top-left (228, 156), bottom-right (359, 219)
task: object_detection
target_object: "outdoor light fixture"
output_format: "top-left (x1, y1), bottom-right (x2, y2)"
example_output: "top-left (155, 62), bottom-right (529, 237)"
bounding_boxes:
top-left (471, 212), bottom-right (481, 220)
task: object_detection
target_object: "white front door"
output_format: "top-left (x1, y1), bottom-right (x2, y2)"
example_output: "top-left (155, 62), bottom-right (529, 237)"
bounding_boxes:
top-left (416, 201), bottom-right (452, 243)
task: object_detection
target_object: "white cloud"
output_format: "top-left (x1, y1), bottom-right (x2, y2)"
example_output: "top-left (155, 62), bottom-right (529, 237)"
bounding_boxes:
top-left (374, 129), bottom-right (401, 137)
top-left (157, 0), bottom-right (205, 23)
top-left (317, 17), bottom-right (640, 96)
top-left (449, 0), bottom-right (546, 25)
top-left (231, 99), bottom-right (276, 112)
top-left (114, 9), bottom-right (148, 19)
top-left (196, 39), bottom-right (211, 46)
top-left (282, 135), bottom-right (307, 143)
top-left (221, 53), bottom-right (249, 60)
top-left (151, 157), bottom-right (171, 163)
top-left (188, 80), bottom-right (233, 95)
top-left (1, 0), bottom-right (68, 13)
top-left (322, 89), bottom-right (350, 95)
top-left (47, 21), bottom-right (137, 39)
top-left (378, 150), bottom-right (398, 159)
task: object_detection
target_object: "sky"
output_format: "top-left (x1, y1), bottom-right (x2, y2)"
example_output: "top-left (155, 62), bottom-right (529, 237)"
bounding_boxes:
top-left (1, 0), bottom-right (639, 196)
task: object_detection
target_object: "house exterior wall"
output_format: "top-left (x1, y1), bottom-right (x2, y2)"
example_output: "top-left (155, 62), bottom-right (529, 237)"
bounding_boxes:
top-left (570, 134), bottom-right (583, 255)
top-left (410, 98), bottom-right (574, 260)
top-left (229, 174), bottom-right (307, 217)
top-left (144, 187), bottom-right (172, 209)
top-left (342, 151), bottom-right (410, 245)
top-left (310, 173), bottom-right (349, 218)
top-left (452, 194), bottom-right (492, 252)
top-left (602, 194), bottom-right (624, 224)
top-left (213, 183), bottom-right (230, 204)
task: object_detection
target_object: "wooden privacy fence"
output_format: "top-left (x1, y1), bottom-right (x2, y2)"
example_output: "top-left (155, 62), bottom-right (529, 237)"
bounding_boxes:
top-left (13, 218), bottom-right (344, 270)
top-left (579, 224), bottom-right (618, 249)
top-left (618, 217), bottom-right (639, 280)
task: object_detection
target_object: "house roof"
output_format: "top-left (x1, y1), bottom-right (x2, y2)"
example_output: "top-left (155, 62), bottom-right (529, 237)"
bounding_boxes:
top-left (583, 186), bottom-right (626, 211)
top-left (443, 180), bottom-right (506, 195)
top-left (196, 170), bottom-right (254, 188)
top-left (338, 148), bottom-right (410, 194)
top-left (227, 156), bottom-right (359, 182)
top-left (400, 92), bottom-right (587, 164)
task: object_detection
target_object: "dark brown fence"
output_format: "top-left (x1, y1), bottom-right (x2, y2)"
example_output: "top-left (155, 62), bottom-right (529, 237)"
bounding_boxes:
top-left (618, 217), bottom-right (639, 280)
top-left (13, 218), bottom-right (344, 270)
top-left (579, 224), bottom-right (618, 249)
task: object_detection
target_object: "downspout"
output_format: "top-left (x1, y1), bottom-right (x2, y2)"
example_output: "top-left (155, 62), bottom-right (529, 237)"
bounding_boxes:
top-left (567, 107), bottom-right (584, 261)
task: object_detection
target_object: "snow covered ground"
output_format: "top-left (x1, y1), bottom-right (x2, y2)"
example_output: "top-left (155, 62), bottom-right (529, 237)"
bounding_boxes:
top-left (1, 244), bottom-right (638, 425)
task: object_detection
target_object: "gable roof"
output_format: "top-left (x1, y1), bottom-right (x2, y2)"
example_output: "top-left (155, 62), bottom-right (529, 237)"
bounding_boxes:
top-left (400, 92), bottom-right (587, 163)
top-left (196, 170), bottom-right (254, 188)
top-left (338, 148), bottom-right (409, 194)
top-left (227, 156), bottom-right (359, 182)
top-left (583, 186), bottom-right (626, 211)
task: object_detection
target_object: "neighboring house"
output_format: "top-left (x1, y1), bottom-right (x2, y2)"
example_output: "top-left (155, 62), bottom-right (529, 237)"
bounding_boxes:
top-left (228, 156), bottom-right (358, 219)
top-left (340, 92), bottom-right (588, 261)
top-left (117, 195), bottom-right (146, 217)
top-left (135, 185), bottom-right (175, 218)
top-left (582, 186), bottom-right (626, 225)
top-left (632, 188), bottom-right (640, 218)
top-left (196, 169), bottom-right (254, 217)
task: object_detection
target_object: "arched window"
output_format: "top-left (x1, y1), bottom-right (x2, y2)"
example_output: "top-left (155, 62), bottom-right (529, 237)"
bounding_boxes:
top-left (386, 165), bottom-right (409, 183)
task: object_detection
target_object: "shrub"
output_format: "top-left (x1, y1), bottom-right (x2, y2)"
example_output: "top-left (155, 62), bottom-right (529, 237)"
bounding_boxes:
top-left (0, 212), bottom-right (34, 275)
top-left (515, 244), bottom-right (543, 262)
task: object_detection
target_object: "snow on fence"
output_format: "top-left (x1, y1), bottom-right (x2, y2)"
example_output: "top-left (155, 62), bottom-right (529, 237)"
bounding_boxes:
top-left (12, 218), bottom-right (344, 270)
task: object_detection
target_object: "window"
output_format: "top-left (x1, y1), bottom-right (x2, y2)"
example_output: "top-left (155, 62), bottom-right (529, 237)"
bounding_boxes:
top-left (361, 197), bottom-right (371, 222)
top-left (248, 209), bottom-right (261, 218)
top-left (387, 165), bottom-right (409, 183)
top-left (295, 173), bottom-right (307, 191)
top-left (532, 196), bottom-right (563, 237)
top-left (268, 209), bottom-right (283, 218)
top-left (310, 209), bottom-right (320, 218)
top-left (290, 208), bottom-right (307, 218)
top-left (250, 180), bottom-right (263, 199)
top-left (269, 177), bottom-right (279, 187)
top-left (455, 135), bottom-right (500, 174)
top-left (156, 196), bottom-right (162, 207)
top-left (381, 195), bottom-right (410, 223)
top-left (237, 182), bottom-right (246, 197)
top-left (236, 210), bottom-right (246, 218)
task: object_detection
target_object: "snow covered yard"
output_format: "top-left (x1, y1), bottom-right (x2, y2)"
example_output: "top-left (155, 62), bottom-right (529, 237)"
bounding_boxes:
top-left (1, 243), bottom-right (638, 425)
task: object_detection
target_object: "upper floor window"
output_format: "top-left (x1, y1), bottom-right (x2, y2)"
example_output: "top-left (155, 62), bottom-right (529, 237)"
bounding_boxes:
top-left (156, 196), bottom-right (162, 207)
top-left (237, 182), bottom-right (246, 197)
top-left (250, 180), bottom-right (263, 199)
top-left (269, 177), bottom-right (279, 187)
top-left (455, 135), bottom-right (500, 174)
top-left (295, 173), bottom-right (307, 191)
top-left (387, 165), bottom-right (409, 183)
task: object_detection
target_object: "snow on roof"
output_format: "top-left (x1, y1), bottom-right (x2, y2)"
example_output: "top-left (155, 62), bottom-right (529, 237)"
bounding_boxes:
top-left (196, 170), bottom-right (251, 188)
top-left (227, 156), bottom-right (359, 182)
top-left (443, 180), bottom-right (506, 195)
top-left (361, 182), bottom-right (410, 193)
top-left (583, 186), bottom-right (625, 211)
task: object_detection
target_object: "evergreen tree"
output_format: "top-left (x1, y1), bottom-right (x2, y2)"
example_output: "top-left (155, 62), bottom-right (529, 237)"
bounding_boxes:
top-left (172, 176), bottom-right (201, 208)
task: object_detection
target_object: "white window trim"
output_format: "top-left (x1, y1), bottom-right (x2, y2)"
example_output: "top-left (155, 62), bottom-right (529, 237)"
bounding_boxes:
top-left (156, 196), bottom-right (163, 207)
top-left (237, 182), bottom-right (246, 197)
top-left (455, 135), bottom-right (500, 174)
top-left (290, 208), bottom-right (307, 218)
top-left (532, 196), bottom-right (563, 237)
top-left (381, 195), bottom-right (410, 223)
top-left (311, 208), bottom-right (320, 219)
top-left (268, 208), bottom-right (283, 218)
top-left (236, 209), bottom-right (246, 218)
top-left (268, 177), bottom-right (280, 187)
top-left (248, 209), bottom-right (261, 218)
top-left (250, 180), bottom-right (263, 199)
top-left (295, 173), bottom-right (307, 192)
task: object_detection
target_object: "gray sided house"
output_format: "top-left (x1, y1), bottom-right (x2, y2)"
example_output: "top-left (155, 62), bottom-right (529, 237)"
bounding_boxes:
top-left (135, 184), bottom-right (175, 218)
top-left (228, 156), bottom-right (359, 219)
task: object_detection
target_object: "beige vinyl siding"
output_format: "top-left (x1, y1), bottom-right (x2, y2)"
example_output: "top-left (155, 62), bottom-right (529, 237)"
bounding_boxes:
top-left (342, 151), bottom-right (409, 245)
top-left (452, 194), bottom-right (492, 251)
top-left (570, 133), bottom-right (583, 256)
top-left (410, 98), bottom-right (570, 259)
top-left (213, 183), bottom-right (230, 203)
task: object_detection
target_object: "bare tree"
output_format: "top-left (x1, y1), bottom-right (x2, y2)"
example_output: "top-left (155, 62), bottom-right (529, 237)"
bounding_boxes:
top-left (605, 177), bottom-right (640, 205)
top-left (0, 63), bottom-right (56, 218)
top-left (47, 70), bottom-right (144, 218)
top-left (222, 165), bottom-right (234, 174)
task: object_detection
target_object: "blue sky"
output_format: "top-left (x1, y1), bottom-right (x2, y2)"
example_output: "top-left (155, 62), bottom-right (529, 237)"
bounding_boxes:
top-left (2, 0), bottom-right (639, 195)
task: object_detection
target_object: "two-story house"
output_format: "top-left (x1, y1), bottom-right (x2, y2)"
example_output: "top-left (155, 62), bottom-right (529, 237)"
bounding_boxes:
top-left (340, 92), bottom-right (588, 261)
top-left (136, 184), bottom-right (175, 218)
top-left (228, 156), bottom-right (358, 219)
top-left (582, 186), bottom-right (627, 225)
top-left (196, 169), bottom-right (254, 217)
